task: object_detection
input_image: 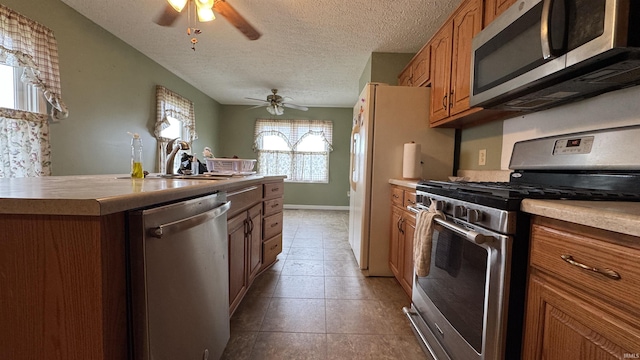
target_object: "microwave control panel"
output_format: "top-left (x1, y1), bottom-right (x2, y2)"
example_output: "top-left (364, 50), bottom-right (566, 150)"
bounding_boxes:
top-left (553, 136), bottom-right (594, 155)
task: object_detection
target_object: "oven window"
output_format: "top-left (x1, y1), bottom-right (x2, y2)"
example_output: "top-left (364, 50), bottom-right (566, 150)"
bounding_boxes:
top-left (416, 226), bottom-right (487, 353)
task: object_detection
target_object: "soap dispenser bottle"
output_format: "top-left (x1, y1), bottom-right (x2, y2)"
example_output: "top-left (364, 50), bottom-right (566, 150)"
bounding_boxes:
top-left (130, 132), bottom-right (144, 178)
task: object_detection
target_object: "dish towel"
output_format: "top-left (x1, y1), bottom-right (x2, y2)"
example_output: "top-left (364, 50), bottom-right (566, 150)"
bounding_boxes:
top-left (413, 202), bottom-right (444, 277)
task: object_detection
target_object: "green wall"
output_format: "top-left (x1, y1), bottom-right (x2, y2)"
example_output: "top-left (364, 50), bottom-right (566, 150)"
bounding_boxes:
top-left (359, 52), bottom-right (415, 93)
top-left (218, 106), bottom-right (352, 206)
top-left (4, 0), bottom-right (221, 175)
top-left (459, 121), bottom-right (503, 170)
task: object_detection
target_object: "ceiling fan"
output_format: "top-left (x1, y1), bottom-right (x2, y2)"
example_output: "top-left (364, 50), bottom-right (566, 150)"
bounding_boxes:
top-left (246, 89), bottom-right (309, 116)
top-left (155, 0), bottom-right (261, 41)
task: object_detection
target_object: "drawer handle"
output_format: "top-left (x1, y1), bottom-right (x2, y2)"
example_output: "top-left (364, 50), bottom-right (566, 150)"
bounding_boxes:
top-left (270, 222), bottom-right (279, 228)
top-left (270, 244), bottom-right (279, 250)
top-left (407, 199), bottom-right (416, 205)
top-left (560, 254), bottom-right (621, 280)
top-left (271, 203), bottom-right (279, 208)
top-left (271, 187), bottom-right (280, 192)
top-left (393, 194), bottom-right (400, 198)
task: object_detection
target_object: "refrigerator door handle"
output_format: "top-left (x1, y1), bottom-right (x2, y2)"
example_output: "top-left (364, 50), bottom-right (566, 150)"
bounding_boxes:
top-left (349, 125), bottom-right (360, 191)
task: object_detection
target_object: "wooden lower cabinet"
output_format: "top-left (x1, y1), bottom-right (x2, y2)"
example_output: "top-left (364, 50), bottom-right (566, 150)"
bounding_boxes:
top-left (389, 185), bottom-right (417, 298)
top-left (228, 211), bottom-right (249, 313)
top-left (522, 216), bottom-right (640, 359)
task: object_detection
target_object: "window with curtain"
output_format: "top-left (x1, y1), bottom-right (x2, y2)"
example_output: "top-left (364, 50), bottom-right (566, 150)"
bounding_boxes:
top-left (154, 85), bottom-right (197, 173)
top-left (0, 4), bottom-right (68, 178)
top-left (253, 119), bottom-right (333, 183)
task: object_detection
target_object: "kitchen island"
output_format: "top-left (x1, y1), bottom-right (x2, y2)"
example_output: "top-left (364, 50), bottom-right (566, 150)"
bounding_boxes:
top-left (0, 174), bottom-right (285, 360)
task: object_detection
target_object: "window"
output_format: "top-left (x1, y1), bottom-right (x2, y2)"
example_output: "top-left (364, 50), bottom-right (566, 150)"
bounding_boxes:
top-left (0, 4), bottom-right (68, 178)
top-left (155, 85), bottom-right (197, 173)
top-left (253, 119), bottom-right (333, 183)
top-left (0, 64), bottom-right (47, 113)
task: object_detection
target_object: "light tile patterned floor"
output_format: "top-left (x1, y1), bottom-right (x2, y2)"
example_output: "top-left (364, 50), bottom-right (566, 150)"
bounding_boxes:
top-left (221, 209), bottom-right (427, 360)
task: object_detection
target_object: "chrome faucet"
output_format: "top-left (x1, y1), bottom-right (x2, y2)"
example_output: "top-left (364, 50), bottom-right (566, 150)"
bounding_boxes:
top-left (165, 138), bottom-right (191, 175)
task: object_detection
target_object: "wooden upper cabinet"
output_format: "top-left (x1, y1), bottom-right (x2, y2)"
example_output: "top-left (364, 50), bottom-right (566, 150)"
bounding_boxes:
top-left (484, 0), bottom-right (517, 26)
top-left (398, 66), bottom-right (412, 86)
top-left (450, 0), bottom-right (483, 117)
top-left (429, 0), bottom-right (482, 125)
top-left (429, 24), bottom-right (453, 124)
top-left (411, 46), bottom-right (431, 87)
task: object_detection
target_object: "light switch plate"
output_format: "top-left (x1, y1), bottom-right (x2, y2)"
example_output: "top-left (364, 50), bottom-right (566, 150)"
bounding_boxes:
top-left (479, 149), bottom-right (487, 166)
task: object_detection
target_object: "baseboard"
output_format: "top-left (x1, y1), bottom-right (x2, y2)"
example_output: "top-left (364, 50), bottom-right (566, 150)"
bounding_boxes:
top-left (283, 204), bottom-right (349, 211)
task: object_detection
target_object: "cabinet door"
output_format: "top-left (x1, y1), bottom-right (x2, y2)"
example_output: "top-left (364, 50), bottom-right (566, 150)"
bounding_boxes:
top-left (398, 67), bottom-right (412, 86)
top-left (389, 206), bottom-right (403, 278)
top-left (400, 213), bottom-right (416, 297)
top-left (523, 275), bottom-right (640, 360)
top-left (449, 0), bottom-right (483, 116)
top-left (228, 212), bottom-right (247, 313)
top-left (412, 46), bottom-right (431, 87)
top-left (247, 203), bottom-right (262, 282)
top-left (484, 0), bottom-right (516, 26)
top-left (429, 24), bottom-right (453, 124)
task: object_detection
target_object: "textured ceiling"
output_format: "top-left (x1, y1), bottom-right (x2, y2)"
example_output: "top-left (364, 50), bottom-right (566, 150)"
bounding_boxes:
top-left (59, 0), bottom-right (461, 108)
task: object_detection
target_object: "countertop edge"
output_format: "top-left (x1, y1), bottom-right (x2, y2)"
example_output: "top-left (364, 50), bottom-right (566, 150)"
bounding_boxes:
top-left (521, 199), bottom-right (640, 237)
top-left (389, 178), bottom-right (420, 189)
top-left (0, 175), bottom-right (286, 216)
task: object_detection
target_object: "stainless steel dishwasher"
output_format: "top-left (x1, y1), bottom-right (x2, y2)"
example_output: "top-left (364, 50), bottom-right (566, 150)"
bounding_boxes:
top-left (128, 192), bottom-right (231, 360)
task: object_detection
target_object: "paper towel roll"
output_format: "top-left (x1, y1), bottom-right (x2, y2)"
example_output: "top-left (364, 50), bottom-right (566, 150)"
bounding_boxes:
top-left (403, 142), bottom-right (422, 179)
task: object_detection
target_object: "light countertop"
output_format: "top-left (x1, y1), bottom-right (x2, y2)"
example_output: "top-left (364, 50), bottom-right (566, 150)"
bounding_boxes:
top-left (0, 174), bottom-right (284, 216)
top-left (389, 178), bottom-right (421, 189)
top-left (522, 199), bottom-right (640, 237)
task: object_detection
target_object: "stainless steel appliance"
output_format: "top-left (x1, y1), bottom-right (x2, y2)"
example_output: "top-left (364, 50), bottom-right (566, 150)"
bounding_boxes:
top-left (403, 125), bottom-right (640, 359)
top-left (128, 193), bottom-right (231, 360)
top-left (470, 0), bottom-right (640, 112)
top-left (348, 83), bottom-right (455, 276)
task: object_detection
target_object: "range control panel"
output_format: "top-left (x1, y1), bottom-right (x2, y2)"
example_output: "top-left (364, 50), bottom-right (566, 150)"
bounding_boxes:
top-left (553, 136), bottom-right (594, 155)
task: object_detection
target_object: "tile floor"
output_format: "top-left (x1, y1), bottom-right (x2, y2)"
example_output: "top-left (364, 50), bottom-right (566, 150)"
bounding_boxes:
top-left (221, 209), bottom-right (427, 359)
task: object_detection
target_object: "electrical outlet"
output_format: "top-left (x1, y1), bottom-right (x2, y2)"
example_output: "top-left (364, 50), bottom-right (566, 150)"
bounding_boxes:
top-left (479, 149), bottom-right (487, 166)
top-left (347, 191), bottom-right (350, 197)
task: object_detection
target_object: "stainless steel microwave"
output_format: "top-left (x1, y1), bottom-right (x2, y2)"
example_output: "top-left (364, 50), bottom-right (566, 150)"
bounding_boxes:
top-left (470, 0), bottom-right (640, 112)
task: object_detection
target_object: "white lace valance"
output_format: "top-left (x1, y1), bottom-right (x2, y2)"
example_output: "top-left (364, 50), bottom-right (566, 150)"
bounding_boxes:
top-left (0, 4), bottom-right (68, 120)
top-left (253, 119), bottom-right (333, 152)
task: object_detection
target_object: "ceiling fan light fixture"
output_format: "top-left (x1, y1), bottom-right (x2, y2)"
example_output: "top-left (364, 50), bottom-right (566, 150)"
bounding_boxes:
top-left (167, 0), bottom-right (188, 12)
top-left (197, 7), bottom-right (216, 22)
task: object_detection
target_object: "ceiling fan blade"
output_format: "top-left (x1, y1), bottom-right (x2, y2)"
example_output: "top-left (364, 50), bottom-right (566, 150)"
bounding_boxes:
top-left (245, 104), bottom-right (265, 110)
top-left (213, 0), bottom-right (262, 40)
top-left (154, 3), bottom-right (181, 27)
top-left (282, 103), bottom-right (309, 111)
top-left (245, 97), bottom-right (269, 103)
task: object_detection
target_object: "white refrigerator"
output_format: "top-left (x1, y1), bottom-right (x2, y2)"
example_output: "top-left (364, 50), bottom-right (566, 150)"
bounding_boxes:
top-left (348, 83), bottom-right (455, 276)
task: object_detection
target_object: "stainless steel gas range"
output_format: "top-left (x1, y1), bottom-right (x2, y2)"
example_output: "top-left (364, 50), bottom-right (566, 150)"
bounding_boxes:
top-left (403, 125), bottom-right (640, 360)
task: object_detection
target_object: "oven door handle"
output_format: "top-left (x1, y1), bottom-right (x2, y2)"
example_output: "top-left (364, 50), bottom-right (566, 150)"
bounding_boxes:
top-left (407, 205), bottom-right (489, 245)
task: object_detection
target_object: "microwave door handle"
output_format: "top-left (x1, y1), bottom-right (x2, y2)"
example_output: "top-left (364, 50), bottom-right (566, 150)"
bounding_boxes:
top-left (541, 0), bottom-right (554, 59)
top-left (541, 0), bottom-right (566, 59)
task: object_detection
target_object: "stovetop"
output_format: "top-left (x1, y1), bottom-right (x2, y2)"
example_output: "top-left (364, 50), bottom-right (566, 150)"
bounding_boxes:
top-left (417, 178), bottom-right (640, 211)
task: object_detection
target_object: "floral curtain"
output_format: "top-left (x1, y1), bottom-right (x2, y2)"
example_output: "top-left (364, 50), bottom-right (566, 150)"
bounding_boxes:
top-left (0, 109), bottom-right (51, 177)
top-left (0, 5), bottom-right (64, 178)
top-left (155, 85), bottom-right (197, 173)
top-left (253, 119), bottom-right (333, 183)
top-left (0, 4), bottom-right (68, 120)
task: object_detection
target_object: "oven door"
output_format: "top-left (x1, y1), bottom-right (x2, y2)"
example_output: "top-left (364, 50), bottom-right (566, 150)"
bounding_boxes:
top-left (411, 215), bottom-right (511, 360)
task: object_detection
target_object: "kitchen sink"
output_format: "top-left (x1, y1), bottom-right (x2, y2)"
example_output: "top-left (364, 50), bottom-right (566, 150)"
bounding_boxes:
top-left (115, 174), bottom-right (230, 180)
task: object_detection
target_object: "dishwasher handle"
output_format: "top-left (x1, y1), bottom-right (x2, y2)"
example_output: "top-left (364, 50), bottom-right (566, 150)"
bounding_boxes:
top-left (151, 201), bottom-right (231, 238)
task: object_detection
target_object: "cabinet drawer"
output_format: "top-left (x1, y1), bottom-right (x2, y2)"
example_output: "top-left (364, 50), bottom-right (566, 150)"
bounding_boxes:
top-left (263, 198), bottom-right (283, 217)
top-left (391, 187), bottom-right (404, 207)
top-left (227, 186), bottom-right (261, 218)
top-left (403, 191), bottom-right (417, 208)
top-left (530, 221), bottom-right (640, 312)
top-left (263, 212), bottom-right (283, 240)
top-left (263, 234), bottom-right (282, 267)
top-left (264, 182), bottom-right (284, 199)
